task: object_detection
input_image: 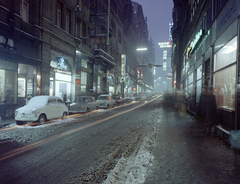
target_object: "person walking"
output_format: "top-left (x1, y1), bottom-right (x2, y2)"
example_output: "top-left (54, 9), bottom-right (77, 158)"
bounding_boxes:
top-left (204, 87), bottom-right (218, 136)
top-left (198, 86), bottom-right (208, 132)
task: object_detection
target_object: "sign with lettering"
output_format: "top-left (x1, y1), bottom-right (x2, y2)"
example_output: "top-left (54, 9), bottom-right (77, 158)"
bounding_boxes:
top-left (121, 54), bottom-right (126, 82)
top-left (89, 0), bottom-right (97, 37)
top-left (50, 56), bottom-right (71, 73)
top-left (91, 37), bottom-right (106, 45)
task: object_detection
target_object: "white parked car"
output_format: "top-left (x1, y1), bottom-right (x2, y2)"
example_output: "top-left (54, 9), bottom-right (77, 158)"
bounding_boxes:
top-left (15, 96), bottom-right (68, 125)
top-left (68, 96), bottom-right (99, 114)
top-left (124, 94), bottom-right (135, 102)
top-left (96, 94), bottom-right (115, 109)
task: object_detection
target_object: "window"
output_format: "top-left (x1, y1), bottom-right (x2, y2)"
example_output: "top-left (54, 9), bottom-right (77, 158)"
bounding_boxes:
top-left (214, 36), bottom-right (237, 110)
top-left (20, 0), bottom-right (29, 22)
top-left (206, 3), bottom-right (212, 29)
top-left (81, 72), bottom-right (87, 92)
top-left (48, 99), bottom-right (56, 104)
top-left (57, 99), bottom-right (64, 103)
top-left (214, 37), bottom-right (237, 71)
top-left (66, 9), bottom-right (70, 33)
top-left (0, 69), bottom-right (17, 104)
top-left (57, 2), bottom-right (62, 28)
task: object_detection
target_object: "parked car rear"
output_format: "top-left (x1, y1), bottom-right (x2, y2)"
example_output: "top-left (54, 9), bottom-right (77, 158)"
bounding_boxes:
top-left (96, 94), bottom-right (115, 109)
top-left (68, 96), bottom-right (99, 114)
top-left (124, 94), bottom-right (135, 103)
top-left (112, 95), bottom-right (124, 105)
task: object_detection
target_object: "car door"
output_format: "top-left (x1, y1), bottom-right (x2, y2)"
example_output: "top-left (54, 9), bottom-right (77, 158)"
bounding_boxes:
top-left (46, 98), bottom-right (57, 119)
top-left (57, 99), bottom-right (65, 117)
top-left (88, 97), bottom-right (93, 110)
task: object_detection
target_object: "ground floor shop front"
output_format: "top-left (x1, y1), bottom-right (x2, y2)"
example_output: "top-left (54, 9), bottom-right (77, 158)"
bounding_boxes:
top-left (181, 13), bottom-right (240, 138)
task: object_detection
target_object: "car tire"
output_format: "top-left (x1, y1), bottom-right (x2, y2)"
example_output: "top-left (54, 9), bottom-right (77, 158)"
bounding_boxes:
top-left (62, 112), bottom-right (68, 117)
top-left (96, 106), bottom-right (99, 110)
top-left (38, 114), bottom-right (46, 123)
top-left (86, 108), bottom-right (90, 112)
top-left (16, 121), bottom-right (25, 125)
top-left (107, 104), bottom-right (110, 109)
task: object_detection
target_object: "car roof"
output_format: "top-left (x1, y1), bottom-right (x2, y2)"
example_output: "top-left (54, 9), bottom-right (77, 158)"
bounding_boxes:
top-left (32, 95), bottom-right (61, 99)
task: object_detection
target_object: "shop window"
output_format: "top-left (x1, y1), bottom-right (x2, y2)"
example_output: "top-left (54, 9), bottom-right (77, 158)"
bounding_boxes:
top-left (196, 80), bottom-right (202, 103)
top-left (214, 36), bottom-right (237, 110)
top-left (18, 78), bottom-right (26, 97)
top-left (0, 69), bottom-right (17, 104)
top-left (197, 65), bottom-right (202, 80)
top-left (81, 71), bottom-right (87, 92)
top-left (20, 0), bottom-right (29, 23)
top-left (214, 65), bottom-right (236, 110)
top-left (81, 59), bottom-right (88, 68)
top-left (214, 36), bottom-right (237, 71)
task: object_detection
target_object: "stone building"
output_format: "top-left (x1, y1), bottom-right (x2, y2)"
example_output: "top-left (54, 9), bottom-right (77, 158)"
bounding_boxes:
top-left (0, 0), bottom-right (155, 118)
top-left (171, 0), bottom-right (240, 141)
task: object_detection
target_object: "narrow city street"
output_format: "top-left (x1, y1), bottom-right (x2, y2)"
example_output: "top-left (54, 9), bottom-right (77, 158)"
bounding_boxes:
top-left (0, 96), bottom-right (240, 184)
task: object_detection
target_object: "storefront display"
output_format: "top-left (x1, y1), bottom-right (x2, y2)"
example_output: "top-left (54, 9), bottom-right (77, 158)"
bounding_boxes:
top-left (0, 60), bottom-right (18, 117)
top-left (50, 56), bottom-right (72, 101)
top-left (214, 36), bottom-right (237, 110)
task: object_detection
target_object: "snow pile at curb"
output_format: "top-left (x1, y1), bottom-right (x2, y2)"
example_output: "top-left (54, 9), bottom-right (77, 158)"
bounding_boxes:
top-left (104, 126), bottom-right (157, 184)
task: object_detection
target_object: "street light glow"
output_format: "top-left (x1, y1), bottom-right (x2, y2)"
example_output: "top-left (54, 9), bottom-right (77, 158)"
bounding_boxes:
top-left (136, 48), bottom-right (148, 51)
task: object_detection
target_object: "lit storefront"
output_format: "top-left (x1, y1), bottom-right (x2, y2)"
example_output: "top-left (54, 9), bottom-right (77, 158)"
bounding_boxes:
top-left (18, 64), bottom-right (38, 107)
top-left (0, 33), bottom-right (40, 118)
top-left (181, 0), bottom-right (240, 133)
top-left (50, 57), bottom-right (72, 102)
top-left (0, 60), bottom-right (18, 117)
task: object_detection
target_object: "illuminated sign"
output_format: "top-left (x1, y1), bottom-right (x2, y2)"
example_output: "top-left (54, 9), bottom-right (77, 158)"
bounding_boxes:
top-left (169, 22), bottom-right (173, 41)
top-left (158, 42), bottom-right (172, 48)
top-left (188, 29), bottom-right (205, 56)
top-left (121, 54), bottom-right (126, 82)
top-left (89, 0), bottom-right (97, 37)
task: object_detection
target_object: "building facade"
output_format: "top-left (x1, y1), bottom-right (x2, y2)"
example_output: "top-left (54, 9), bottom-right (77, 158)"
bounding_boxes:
top-left (172, 0), bottom-right (239, 141)
top-left (0, 0), bottom-right (154, 118)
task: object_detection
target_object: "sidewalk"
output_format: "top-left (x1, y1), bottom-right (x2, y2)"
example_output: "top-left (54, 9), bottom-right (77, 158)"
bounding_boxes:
top-left (0, 117), bottom-right (15, 128)
top-left (145, 108), bottom-right (240, 183)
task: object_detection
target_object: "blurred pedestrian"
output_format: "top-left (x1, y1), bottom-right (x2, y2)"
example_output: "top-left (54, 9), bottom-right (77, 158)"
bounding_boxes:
top-left (198, 86), bottom-right (208, 131)
top-left (63, 94), bottom-right (67, 104)
top-left (204, 87), bottom-right (218, 136)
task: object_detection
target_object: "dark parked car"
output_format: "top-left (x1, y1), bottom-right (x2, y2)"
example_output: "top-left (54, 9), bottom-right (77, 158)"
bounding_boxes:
top-left (112, 95), bottom-right (124, 105)
top-left (68, 96), bottom-right (99, 114)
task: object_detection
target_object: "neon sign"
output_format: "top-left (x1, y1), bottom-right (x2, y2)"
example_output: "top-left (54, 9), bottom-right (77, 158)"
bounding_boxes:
top-left (188, 29), bottom-right (205, 56)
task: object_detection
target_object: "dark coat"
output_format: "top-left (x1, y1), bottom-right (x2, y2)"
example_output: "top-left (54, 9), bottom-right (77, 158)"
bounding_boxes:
top-left (198, 92), bottom-right (207, 119)
top-left (203, 93), bottom-right (218, 122)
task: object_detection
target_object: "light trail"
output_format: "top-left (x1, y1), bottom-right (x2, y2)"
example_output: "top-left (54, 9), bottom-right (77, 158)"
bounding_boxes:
top-left (0, 95), bottom-right (160, 162)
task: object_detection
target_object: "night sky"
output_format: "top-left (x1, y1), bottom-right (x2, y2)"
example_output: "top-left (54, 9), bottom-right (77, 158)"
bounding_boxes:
top-left (133, 0), bottom-right (174, 91)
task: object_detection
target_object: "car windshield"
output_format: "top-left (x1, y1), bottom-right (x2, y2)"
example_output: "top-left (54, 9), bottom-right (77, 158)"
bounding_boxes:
top-left (27, 96), bottom-right (48, 107)
top-left (98, 96), bottom-right (108, 100)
